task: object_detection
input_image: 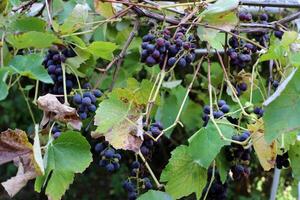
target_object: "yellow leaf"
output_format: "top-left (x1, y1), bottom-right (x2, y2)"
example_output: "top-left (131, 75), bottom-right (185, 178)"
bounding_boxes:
top-left (94, 1), bottom-right (115, 19)
top-left (248, 119), bottom-right (277, 171)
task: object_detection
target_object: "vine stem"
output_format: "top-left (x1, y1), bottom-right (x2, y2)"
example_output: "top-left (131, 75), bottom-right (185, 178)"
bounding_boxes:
top-left (154, 57), bottom-right (204, 141)
top-left (216, 51), bottom-right (248, 116)
top-left (18, 80), bottom-right (36, 124)
top-left (1, 32), bottom-right (5, 68)
top-left (203, 160), bottom-right (215, 200)
top-left (138, 151), bottom-right (163, 188)
top-left (61, 63), bottom-right (69, 105)
top-left (45, 0), bottom-right (53, 26)
top-left (249, 58), bottom-right (260, 104)
top-left (33, 80), bottom-right (39, 104)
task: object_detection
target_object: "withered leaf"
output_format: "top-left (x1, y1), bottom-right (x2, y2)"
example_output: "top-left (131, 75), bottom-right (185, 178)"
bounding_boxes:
top-left (37, 94), bottom-right (82, 130)
top-left (0, 129), bottom-right (41, 197)
top-left (248, 119), bottom-right (277, 171)
top-left (92, 115), bottom-right (143, 152)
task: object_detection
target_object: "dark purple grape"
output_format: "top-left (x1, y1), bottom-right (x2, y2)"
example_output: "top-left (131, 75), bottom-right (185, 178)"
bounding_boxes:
top-left (203, 105), bottom-right (210, 114)
top-left (73, 94), bottom-right (82, 104)
top-left (66, 80), bottom-right (73, 89)
top-left (156, 38), bottom-right (165, 47)
top-left (57, 75), bottom-right (63, 82)
top-left (88, 104), bottom-right (97, 112)
top-left (53, 131), bottom-right (61, 139)
top-left (83, 83), bottom-right (92, 89)
top-left (213, 111), bottom-right (224, 119)
top-left (239, 54), bottom-right (251, 63)
top-left (141, 146), bottom-right (149, 155)
top-left (95, 143), bottom-right (105, 153)
top-left (48, 65), bottom-right (56, 74)
top-left (106, 163), bottom-right (115, 172)
top-left (93, 89), bottom-right (102, 98)
top-left (169, 45), bottom-right (178, 55)
top-left (218, 100), bottom-right (226, 107)
top-left (152, 50), bottom-right (160, 59)
top-left (259, 13), bottom-right (268, 21)
top-left (146, 44), bottom-right (155, 53)
top-left (274, 31), bottom-right (284, 39)
top-left (238, 82), bottom-right (247, 91)
top-left (245, 13), bottom-right (252, 21)
top-left (114, 153), bottom-right (122, 160)
top-left (79, 112), bottom-right (87, 120)
top-left (82, 97), bottom-right (91, 106)
top-left (104, 149), bottom-right (115, 159)
top-left (220, 105), bottom-right (230, 113)
top-left (131, 161), bottom-right (140, 169)
top-left (141, 42), bottom-right (148, 49)
top-left (177, 58), bottom-right (186, 68)
top-left (167, 57), bottom-right (177, 67)
top-left (272, 80), bottom-right (279, 88)
top-left (146, 56), bottom-right (156, 66)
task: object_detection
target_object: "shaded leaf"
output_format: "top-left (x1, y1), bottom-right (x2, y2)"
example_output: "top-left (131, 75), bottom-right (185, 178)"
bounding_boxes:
top-left (248, 119), bottom-right (276, 171)
top-left (263, 69), bottom-right (300, 143)
top-left (160, 145), bottom-right (207, 200)
top-left (188, 120), bottom-right (235, 169)
top-left (6, 31), bottom-right (61, 49)
top-left (138, 190), bottom-right (173, 200)
top-left (94, 1), bottom-right (115, 18)
top-left (289, 142), bottom-right (300, 181)
top-left (11, 17), bottom-right (46, 32)
top-left (9, 54), bottom-right (53, 83)
top-left (87, 41), bottom-right (118, 60)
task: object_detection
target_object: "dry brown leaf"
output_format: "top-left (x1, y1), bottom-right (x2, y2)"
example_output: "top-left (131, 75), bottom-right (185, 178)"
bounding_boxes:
top-left (248, 119), bottom-right (277, 171)
top-left (0, 129), bottom-right (41, 197)
top-left (92, 115), bottom-right (143, 152)
top-left (37, 94), bottom-right (82, 130)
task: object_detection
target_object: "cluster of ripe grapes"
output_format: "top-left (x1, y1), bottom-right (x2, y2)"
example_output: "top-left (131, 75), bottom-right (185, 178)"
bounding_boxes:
top-left (73, 88), bottom-right (102, 120)
top-left (140, 121), bottom-right (163, 156)
top-left (123, 161), bottom-right (153, 200)
top-left (42, 48), bottom-right (76, 95)
top-left (276, 151), bottom-right (290, 169)
top-left (225, 131), bottom-right (252, 180)
top-left (201, 168), bottom-right (227, 200)
top-left (95, 142), bottom-right (121, 172)
top-left (141, 27), bottom-right (196, 69)
top-left (202, 100), bottom-right (230, 126)
top-left (227, 36), bottom-right (257, 70)
top-left (51, 125), bottom-right (62, 139)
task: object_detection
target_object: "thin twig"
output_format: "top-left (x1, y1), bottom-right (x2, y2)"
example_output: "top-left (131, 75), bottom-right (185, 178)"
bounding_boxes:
top-left (203, 161), bottom-right (215, 200)
top-left (45, 0), bottom-right (53, 26)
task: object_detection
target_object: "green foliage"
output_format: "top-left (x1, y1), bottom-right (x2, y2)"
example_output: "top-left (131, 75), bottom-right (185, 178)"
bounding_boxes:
top-left (160, 145), bottom-right (207, 200)
top-left (264, 69), bottom-right (300, 143)
top-left (9, 54), bottom-right (53, 83)
top-left (188, 120), bottom-right (235, 168)
top-left (138, 190), bottom-right (173, 200)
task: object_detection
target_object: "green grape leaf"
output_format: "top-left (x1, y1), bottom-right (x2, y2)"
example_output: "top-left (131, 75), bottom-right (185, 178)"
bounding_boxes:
top-left (197, 27), bottom-right (226, 50)
top-left (94, 97), bottom-right (130, 133)
top-left (9, 54), bottom-right (53, 83)
top-left (110, 78), bottom-right (158, 107)
top-left (215, 149), bottom-right (230, 183)
top-left (188, 120), bottom-right (235, 169)
top-left (35, 131), bottom-right (92, 200)
top-left (138, 190), bottom-right (173, 200)
top-left (289, 141), bottom-right (300, 181)
top-left (59, 3), bottom-right (89, 34)
top-left (87, 41), bottom-right (118, 61)
top-left (45, 171), bottom-right (75, 200)
top-left (263, 69), bottom-right (300, 143)
top-left (6, 31), bottom-right (61, 49)
top-left (94, 1), bottom-right (115, 18)
top-left (160, 145), bottom-right (207, 200)
top-left (0, 68), bottom-right (9, 101)
top-left (46, 131), bottom-right (92, 173)
top-left (155, 86), bottom-right (187, 137)
top-left (11, 17), bottom-right (46, 32)
top-left (200, 0), bottom-right (239, 31)
top-left (93, 96), bottom-right (143, 152)
top-left (290, 52), bottom-right (300, 67)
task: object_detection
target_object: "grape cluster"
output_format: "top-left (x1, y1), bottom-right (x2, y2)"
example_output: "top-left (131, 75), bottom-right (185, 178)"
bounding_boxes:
top-left (225, 131), bottom-right (252, 180)
top-left (73, 89), bottom-right (102, 120)
top-left (95, 142), bottom-right (121, 172)
top-left (141, 121), bottom-right (163, 156)
top-left (227, 37), bottom-right (257, 70)
top-left (51, 125), bottom-right (61, 139)
top-left (247, 13), bottom-right (270, 47)
top-left (202, 100), bottom-right (230, 126)
top-left (42, 48), bottom-right (76, 95)
top-left (141, 27), bottom-right (196, 69)
top-left (201, 169), bottom-right (227, 200)
top-left (276, 152), bottom-right (290, 169)
top-left (123, 161), bottom-right (153, 200)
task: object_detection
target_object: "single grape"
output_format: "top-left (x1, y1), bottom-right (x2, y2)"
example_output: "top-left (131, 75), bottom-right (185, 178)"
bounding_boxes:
top-left (220, 104), bottom-right (230, 113)
top-left (79, 112), bottom-right (87, 120)
top-left (156, 38), bottom-right (165, 47)
top-left (105, 163), bottom-right (115, 172)
top-left (131, 161), bottom-right (140, 169)
top-left (177, 58), bottom-right (186, 68)
top-left (218, 100), bottom-right (226, 107)
top-left (274, 30), bottom-right (284, 39)
top-left (82, 97), bottom-right (92, 106)
top-left (88, 104), bottom-right (97, 112)
top-left (238, 82), bottom-right (248, 91)
top-left (146, 56), bottom-right (156, 66)
top-left (95, 143), bottom-right (104, 153)
top-left (104, 149), bottom-right (115, 159)
top-left (53, 131), bottom-right (61, 139)
top-left (167, 57), bottom-right (177, 67)
top-left (259, 13), bottom-right (268, 21)
top-left (73, 94), bottom-right (82, 104)
top-left (203, 105), bottom-right (211, 114)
